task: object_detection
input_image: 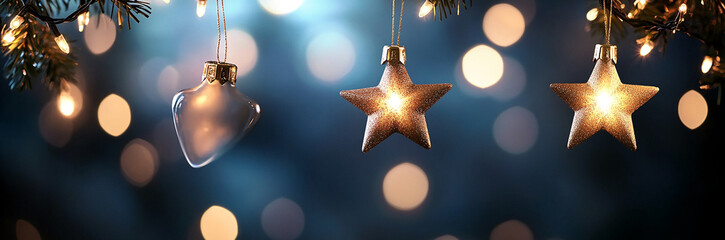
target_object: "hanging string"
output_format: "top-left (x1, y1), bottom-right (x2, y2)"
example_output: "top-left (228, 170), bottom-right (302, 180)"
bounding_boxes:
top-left (391, 0), bottom-right (406, 46)
top-left (605, 0), bottom-right (612, 44)
top-left (215, 0), bottom-right (228, 63)
top-left (397, 0), bottom-right (405, 45)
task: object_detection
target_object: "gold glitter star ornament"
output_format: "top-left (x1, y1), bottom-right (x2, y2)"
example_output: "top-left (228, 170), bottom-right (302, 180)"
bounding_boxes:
top-left (550, 44), bottom-right (659, 150)
top-left (341, 45), bottom-right (452, 153)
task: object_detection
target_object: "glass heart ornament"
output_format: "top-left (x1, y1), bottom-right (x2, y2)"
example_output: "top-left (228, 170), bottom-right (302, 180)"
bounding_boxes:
top-left (172, 61), bottom-right (261, 168)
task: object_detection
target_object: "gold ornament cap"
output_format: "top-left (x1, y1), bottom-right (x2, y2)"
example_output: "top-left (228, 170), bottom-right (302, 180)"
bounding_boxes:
top-left (203, 61), bottom-right (238, 85)
top-left (594, 44), bottom-right (617, 63)
top-left (381, 45), bottom-right (406, 65)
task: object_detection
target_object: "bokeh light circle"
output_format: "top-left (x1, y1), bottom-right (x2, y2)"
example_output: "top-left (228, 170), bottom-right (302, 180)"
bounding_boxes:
top-left (258, 0), bottom-right (304, 15)
top-left (434, 235), bottom-right (459, 240)
top-left (462, 45), bottom-right (504, 89)
top-left (678, 90), bottom-right (708, 129)
top-left (261, 198), bottom-right (306, 240)
top-left (39, 101), bottom-right (73, 147)
top-left (484, 57), bottom-right (526, 101)
top-left (200, 205), bottom-right (238, 240)
top-left (98, 94), bottom-right (132, 137)
top-left (383, 162), bottom-right (429, 211)
top-left (490, 220), bottom-right (534, 240)
top-left (483, 4), bottom-right (526, 47)
top-left (493, 107), bottom-right (538, 154)
top-left (226, 29), bottom-right (258, 77)
top-left (306, 32), bottom-right (355, 83)
top-left (16, 219), bottom-right (42, 240)
top-left (157, 65), bottom-right (180, 104)
top-left (120, 139), bottom-right (159, 187)
top-left (84, 14), bottom-right (116, 55)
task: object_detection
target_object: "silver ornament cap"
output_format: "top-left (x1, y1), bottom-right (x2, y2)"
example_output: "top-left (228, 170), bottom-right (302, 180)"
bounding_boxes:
top-left (594, 44), bottom-right (617, 63)
top-left (381, 45), bottom-right (406, 65)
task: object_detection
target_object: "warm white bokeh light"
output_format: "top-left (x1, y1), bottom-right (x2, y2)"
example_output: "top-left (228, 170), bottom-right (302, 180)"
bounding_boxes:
top-left (16, 219), bottom-right (42, 240)
top-left (483, 57), bottom-right (526, 101)
top-left (586, 8), bottom-right (599, 21)
top-left (200, 205), bottom-right (238, 240)
top-left (678, 90), bottom-right (708, 130)
top-left (462, 45), bottom-right (504, 89)
top-left (57, 82), bottom-right (83, 118)
top-left (9, 16), bottom-right (23, 30)
top-left (490, 220), bottom-right (534, 240)
top-left (493, 107), bottom-right (538, 154)
top-left (197, 0), bottom-right (207, 18)
top-left (98, 94), bottom-right (131, 137)
top-left (258, 0), bottom-right (304, 15)
top-left (483, 4), bottom-right (526, 47)
top-left (157, 65), bottom-right (180, 103)
top-left (54, 35), bottom-right (70, 54)
top-left (261, 198), bottom-right (306, 240)
top-left (39, 102), bottom-right (73, 147)
top-left (639, 41), bottom-right (653, 56)
top-left (306, 32), bottom-right (355, 83)
top-left (84, 14), bottom-right (116, 55)
top-left (120, 139), bottom-right (159, 187)
top-left (383, 162), bottom-right (429, 211)
top-left (419, 0), bottom-right (434, 17)
top-left (701, 56), bottom-right (713, 73)
top-left (226, 29), bottom-right (258, 78)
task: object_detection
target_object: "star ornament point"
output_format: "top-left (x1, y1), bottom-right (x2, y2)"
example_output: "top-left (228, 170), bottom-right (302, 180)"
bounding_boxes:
top-left (550, 57), bottom-right (658, 151)
top-left (341, 61), bottom-right (451, 153)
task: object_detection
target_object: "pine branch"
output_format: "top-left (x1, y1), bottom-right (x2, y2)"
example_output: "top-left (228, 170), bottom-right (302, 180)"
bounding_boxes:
top-left (0, 0), bottom-right (151, 92)
top-left (424, 0), bottom-right (472, 20)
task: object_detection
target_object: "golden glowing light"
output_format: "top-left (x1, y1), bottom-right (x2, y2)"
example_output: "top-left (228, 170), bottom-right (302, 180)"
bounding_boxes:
top-left (462, 44), bottom-right (504, 89)
top-left (10, 15), bottom-right (24, 30)
top-left (639, 40), bottom-right (653, 56)
top-left (419, 0), bottom-right (434, 18)
top-left (383, 162), bottom-right (429, 211)
top-left (16, 219), bottom-right (42, 240)
top-left (77, 12), bottom-right (89, 32)
top-left (483, 3), bottom-right (526, 47)
top-left (386, 93), bottom-right (404, 112)
top-left (258, 0), bottom-right (304, 15)
top-left (54, 34), bottom-right (70, 54)
top-left (200, 205), bottom-right (238, 240)
top-left (57, 82), bottom-right (83, 118)
top-left (701, 56), bottom-right (713, 73)
top-left (635, 0), bottom-right (648, 10)
top-left (586, 8), bottom-right (599, 21)
top-left (120, 139), bottom-right (159, 187)
top-left (58, 91), bottom-right (75, 117)
top-left (679, 3), bottom-right (687, 13)
top-left (261, 198), bottom-right (306, 240)
top-left (98, 94), bottom-right (131, 137)
top-left (197, 0), bottom-right (207, 18)
top-left (490, 220), bottom-right (534, 240)
top-left (3, 31), bottom-right (16, 45)
top-left (595, 91), bottom-right (615, 113)
top-left (84, 14), bottom-right (116, 55)
top-left (678, 90), bottom-right (708, 129)
top-left (163, 0), bottom-right (170, 4)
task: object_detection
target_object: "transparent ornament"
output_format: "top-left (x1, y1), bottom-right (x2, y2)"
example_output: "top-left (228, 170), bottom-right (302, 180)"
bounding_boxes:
top-left (172, 61), bottom-right (260, 168)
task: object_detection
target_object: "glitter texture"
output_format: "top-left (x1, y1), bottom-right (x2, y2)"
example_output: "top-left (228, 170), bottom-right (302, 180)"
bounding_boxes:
top-left (341, 61), bottom-right (451, 153)
top-left (550, 52), bottom-right (658, 151)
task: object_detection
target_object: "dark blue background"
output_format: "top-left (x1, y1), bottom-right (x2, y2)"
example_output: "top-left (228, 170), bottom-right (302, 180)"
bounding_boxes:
top-left (2, 0), bottom-right (724, 239)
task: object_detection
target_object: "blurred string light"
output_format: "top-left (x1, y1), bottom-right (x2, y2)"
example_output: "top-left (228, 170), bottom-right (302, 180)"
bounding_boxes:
top-left (54, 34), bottom-right (70, 54)
top-left (678, 90), bottom-right (708, 129)
top-left (586, 8), bottom-right (599, 21)
top-left (120, 139), bottom-right (159, 187)
top-left (639, 39), bottom-right (653, 56)
top-left (16, 219), bottom-right (42, 240)
top-left (57, 82), bottom-right (83, 118)
top-left (490, 220), bottom-right (534, 240)
top-left (493, 107), bottom-right (538, 154)
top-left (462, 44), bottom-right (504, 89)
top-left (383, 162), bottom-right (429, 211)
top-left (258, 0), bottom-right (304, 15)
top-left (77, 11), bottom-right (90, 32)
top-left (483, 3), bottom-right (525, 47)
top-left (635, 0), bottom-right (648, 10)
top-left (200, 205), bottom-right (238, 240)
top-left (39, 101), bottom-right (73, 147)
top-left (84, 14), bottom-right (116, 55)
top-left (701, 56), bottom-right (713, 73)
top-left (261, 198), bottom-right (305, 240)
top-left (418, 0), bottom-right (434, 17)
top-left (197, 0), bottom-right (207, 18)
top-left (98, 94), bottom-right (131, 137)
top-left (306, 32), bottom-right (355, 83)
top-left (9, 15), bottom-right (24, 30)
